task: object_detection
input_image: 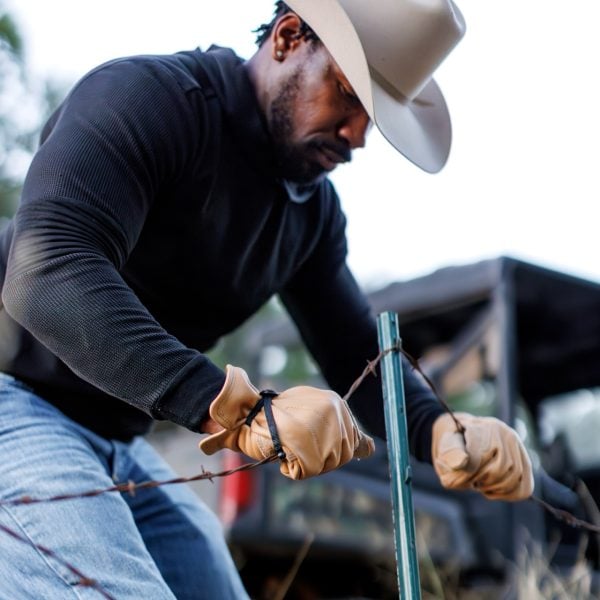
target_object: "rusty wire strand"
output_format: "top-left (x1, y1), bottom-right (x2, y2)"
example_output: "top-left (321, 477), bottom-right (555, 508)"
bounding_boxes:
top-left (342, 344), bottom-right (465, 436)
top-left (0, 522), bottom-right (116, 600)
top-left (530, 496), bottom-right (600, 533)
top-left (397, 347), bottom-right (466, 436)
top-left (0, 456), bottom-right (276, 508)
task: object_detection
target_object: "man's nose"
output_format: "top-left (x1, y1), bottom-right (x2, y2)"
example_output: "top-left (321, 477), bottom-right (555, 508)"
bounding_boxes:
top-left (337, 108), bottom-right (371, 149)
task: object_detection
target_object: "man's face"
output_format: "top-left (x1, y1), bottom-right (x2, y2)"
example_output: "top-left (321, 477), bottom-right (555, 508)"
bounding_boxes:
top-left (267, 42), bottom-right (371, 184)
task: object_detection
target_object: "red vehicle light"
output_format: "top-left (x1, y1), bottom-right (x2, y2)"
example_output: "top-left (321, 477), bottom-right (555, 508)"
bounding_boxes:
top-left (219, 451), bottom-right (255, 526)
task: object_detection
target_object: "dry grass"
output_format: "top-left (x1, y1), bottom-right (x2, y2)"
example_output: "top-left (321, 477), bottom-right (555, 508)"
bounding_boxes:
top-left (511, 540), bottom-right (597, 600)
top-left (418, 529), bottom-right (598, 600)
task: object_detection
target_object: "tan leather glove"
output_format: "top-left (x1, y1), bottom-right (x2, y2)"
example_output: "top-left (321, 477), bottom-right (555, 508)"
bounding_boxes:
top-left (199, 365), bottom-right (375, 480)
top-left (432, 412), bottom-right (534, 501)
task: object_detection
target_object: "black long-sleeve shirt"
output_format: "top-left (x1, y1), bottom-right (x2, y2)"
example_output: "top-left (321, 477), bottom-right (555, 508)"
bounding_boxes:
top-left (0, 46), bottom-right (442, 459)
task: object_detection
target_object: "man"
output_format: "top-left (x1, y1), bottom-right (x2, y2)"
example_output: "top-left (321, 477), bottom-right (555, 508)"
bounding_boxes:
top-left (0, 1), bottom-right (533, 598)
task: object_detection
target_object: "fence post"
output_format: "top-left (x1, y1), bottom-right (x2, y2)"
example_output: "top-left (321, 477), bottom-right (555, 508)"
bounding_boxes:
top-left (377, 311), bottom-right (422, 599)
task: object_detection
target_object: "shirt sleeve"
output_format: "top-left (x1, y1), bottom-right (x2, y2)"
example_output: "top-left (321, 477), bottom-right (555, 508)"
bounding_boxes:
top-left (1, 58), bottom-right (224, 430)
top-left (279, 185), bottom-right (443, 462)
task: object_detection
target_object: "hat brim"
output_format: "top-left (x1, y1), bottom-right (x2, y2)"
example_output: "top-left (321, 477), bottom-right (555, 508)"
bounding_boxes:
top-left (286, 0), bottom-right (452, 173)
top-left (371, 75), bottom-right (451, 173)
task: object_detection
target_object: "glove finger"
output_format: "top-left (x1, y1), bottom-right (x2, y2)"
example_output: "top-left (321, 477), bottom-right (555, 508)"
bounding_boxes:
top-left (476, 450), bottom-right (533, 500)
top-left (473, 465), bottom-right (521, 496)
top-left (514, 440), bottom-right (535, 497)
top-left (279, 454), bottom-right (304, 480)
top-left (481, 480), bottom-right (526, 501)
top-left (354, 430), bottom-right (375, 459)
top-left (439, 470), bottom-right (476, 490)
top-left (437, 431), bottom-right (470, 471)
top-left (481, 470), bottom-right (532, 501)
top-left (236, 425), bottom-right (278, 461)
top-left (341, 400), bottom-right (375, 460)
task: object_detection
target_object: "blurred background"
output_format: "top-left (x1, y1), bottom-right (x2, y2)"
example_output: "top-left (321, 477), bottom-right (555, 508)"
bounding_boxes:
top-left (2, 2), bottom-right (600, 598)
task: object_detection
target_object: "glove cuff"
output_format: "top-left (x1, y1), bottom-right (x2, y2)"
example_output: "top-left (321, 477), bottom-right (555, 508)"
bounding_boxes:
top-left (208, 365), bottom-right (261, 429)
top-left (199, 365), bottom-right (262, 455)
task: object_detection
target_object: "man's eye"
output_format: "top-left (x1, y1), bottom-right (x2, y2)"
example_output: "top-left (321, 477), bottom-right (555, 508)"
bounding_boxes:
top-left (338, 83), bottom-right (359, 104)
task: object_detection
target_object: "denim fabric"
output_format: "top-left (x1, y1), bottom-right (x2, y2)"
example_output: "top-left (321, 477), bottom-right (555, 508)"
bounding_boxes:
top-left (0, 373), bottom-right (249, 599)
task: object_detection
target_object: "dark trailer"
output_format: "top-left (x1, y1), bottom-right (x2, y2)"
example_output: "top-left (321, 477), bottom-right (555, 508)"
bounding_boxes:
top-left (369, 256), bottom-right (600, 426)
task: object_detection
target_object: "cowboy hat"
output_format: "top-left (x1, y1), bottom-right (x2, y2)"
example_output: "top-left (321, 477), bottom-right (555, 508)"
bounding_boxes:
top-left (285, 0), bottom-right (466, 173)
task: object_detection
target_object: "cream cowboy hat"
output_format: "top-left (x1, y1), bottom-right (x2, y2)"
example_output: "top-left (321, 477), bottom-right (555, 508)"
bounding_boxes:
top-left (285, 0), bottom-right (466, 173)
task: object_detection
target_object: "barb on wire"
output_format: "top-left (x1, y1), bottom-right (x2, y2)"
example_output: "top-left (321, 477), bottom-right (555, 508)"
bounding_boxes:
top-left (342, 343), bottom-right (398, 402)
top-left (0, 456), bottom-right (276, 508)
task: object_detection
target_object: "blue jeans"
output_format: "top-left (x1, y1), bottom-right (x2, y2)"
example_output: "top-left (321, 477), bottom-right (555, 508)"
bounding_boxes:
top-left (0, 373), bottom-right (249, 599)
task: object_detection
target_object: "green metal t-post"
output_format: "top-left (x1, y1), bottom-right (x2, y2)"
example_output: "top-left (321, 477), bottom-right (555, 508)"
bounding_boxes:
top-left (377, 311), bottom-right (422, 599)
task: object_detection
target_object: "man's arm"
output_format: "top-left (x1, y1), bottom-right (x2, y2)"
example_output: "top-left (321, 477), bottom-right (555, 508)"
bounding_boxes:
top-left (2, 58), bottom-right (225, 431)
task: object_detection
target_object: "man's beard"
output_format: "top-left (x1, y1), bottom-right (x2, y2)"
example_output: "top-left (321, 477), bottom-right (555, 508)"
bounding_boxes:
top-left (268, 67), bottom-right (329, 185)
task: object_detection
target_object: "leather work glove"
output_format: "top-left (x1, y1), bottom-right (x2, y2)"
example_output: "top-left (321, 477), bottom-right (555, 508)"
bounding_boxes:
top-left (199, 365), bottom-right (375, 480)
top-left (432, 412), bottom-right (534, 501)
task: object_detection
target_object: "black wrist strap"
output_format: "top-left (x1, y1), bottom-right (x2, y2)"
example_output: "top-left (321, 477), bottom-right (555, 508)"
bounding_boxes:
top-left (245, 390), bottom-right (286, 461)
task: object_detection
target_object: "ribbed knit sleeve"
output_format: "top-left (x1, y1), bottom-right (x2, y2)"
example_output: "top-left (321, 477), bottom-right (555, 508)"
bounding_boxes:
top-left (1, 58), bottom-right (225, 429)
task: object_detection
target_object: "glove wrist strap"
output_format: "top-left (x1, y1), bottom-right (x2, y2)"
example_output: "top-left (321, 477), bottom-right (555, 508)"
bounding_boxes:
top-left (245, 390), bottom-right (286, 461)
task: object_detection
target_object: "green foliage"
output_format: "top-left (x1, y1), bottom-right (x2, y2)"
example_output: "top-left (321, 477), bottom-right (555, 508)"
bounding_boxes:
top-left (206, 298), bottom-right (316, 387)
top-left (206, 300), bottom-right (283, 376)
top-left (0, 5), bottom-right (24, 216)
top-left (0, 8), bottom-right (23, 58)
top-left (0, 2), bottom-right (64, 219)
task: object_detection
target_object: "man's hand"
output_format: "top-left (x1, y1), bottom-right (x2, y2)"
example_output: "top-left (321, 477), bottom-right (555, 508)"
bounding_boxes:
top-left (432, 412), bottom-right (534, 501)
top-left (199, 365), bottom-right (375, 480)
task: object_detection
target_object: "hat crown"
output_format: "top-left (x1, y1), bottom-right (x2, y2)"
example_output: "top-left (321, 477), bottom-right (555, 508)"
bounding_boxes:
top-left (339, 0), bottom-right (465, 100)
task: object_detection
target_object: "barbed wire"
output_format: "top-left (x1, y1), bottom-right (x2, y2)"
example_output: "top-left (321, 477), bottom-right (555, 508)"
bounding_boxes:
top-left (1, 343), bottom-right (599, 597)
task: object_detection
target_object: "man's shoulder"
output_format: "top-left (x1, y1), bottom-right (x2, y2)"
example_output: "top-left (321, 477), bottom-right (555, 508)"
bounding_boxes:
top-left (76, 49), bottom-right (211, 96)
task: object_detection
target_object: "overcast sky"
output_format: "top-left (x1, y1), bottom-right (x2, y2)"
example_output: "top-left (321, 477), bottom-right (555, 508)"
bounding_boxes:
top-left (8, 0), bottom-right (600, 289)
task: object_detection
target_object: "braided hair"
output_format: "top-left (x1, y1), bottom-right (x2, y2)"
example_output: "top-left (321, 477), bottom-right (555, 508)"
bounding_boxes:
top-left (254, 1), bottom-right (320, 47)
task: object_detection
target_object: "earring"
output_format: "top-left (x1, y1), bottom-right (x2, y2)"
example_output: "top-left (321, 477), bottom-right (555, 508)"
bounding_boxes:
top-left (275, 49), bottom-right (284, 60)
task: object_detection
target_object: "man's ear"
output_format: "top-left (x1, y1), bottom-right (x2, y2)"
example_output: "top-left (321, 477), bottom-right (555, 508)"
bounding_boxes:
top-left (271, 13), bottom-right (304, 62)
